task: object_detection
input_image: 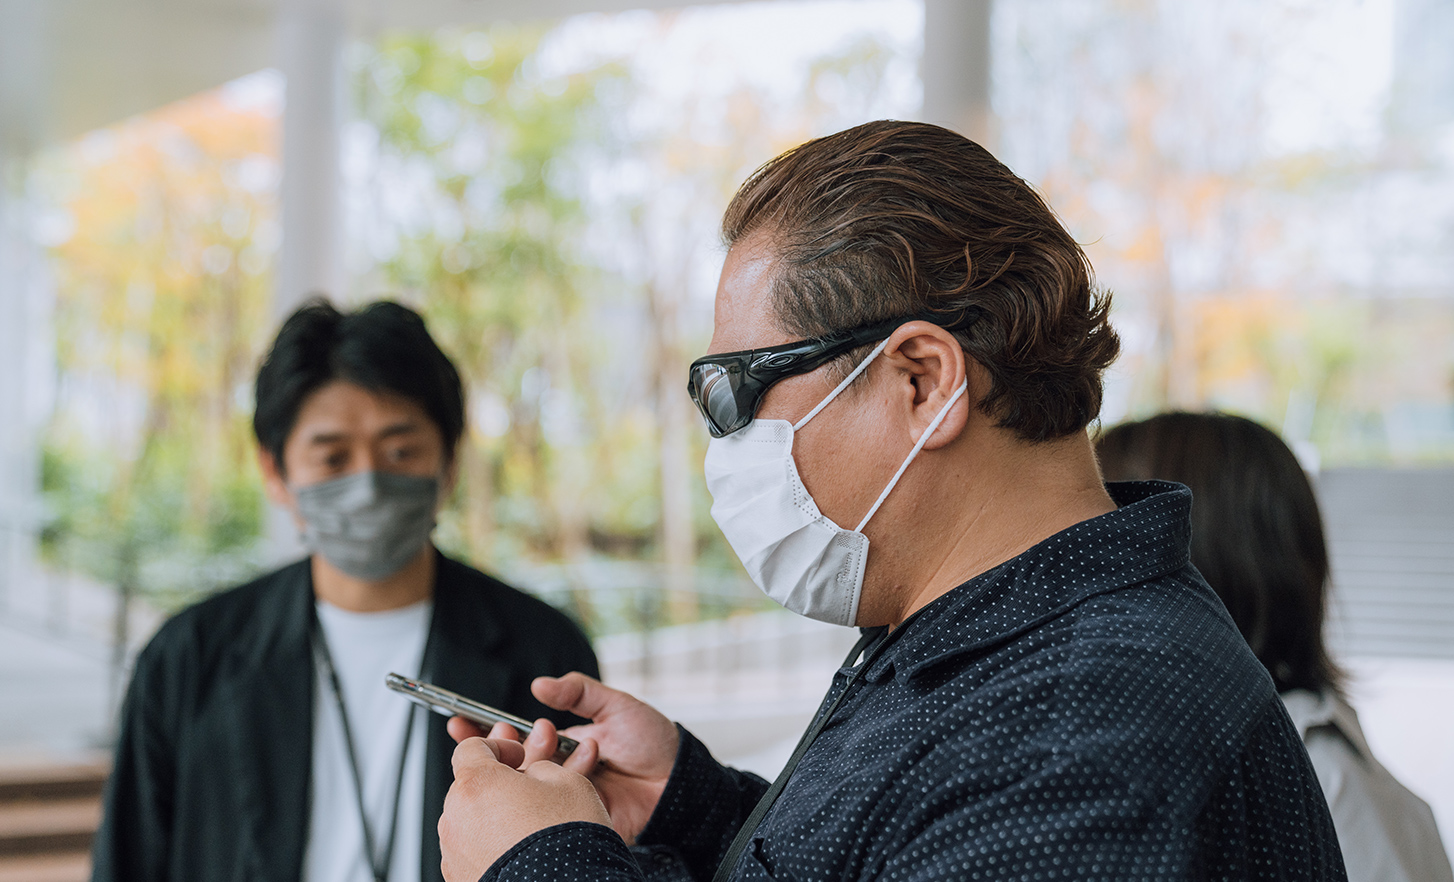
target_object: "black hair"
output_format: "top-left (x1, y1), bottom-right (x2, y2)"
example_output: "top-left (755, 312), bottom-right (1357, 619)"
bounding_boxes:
top-left (1095, 411), bottom-right (1344, 697)
top-left (253, 298), bottom-right (466, 473)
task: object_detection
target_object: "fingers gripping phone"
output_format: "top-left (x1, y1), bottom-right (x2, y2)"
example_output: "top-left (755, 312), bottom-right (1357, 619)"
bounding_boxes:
top-left (385, 673), bottom-right (578, 762)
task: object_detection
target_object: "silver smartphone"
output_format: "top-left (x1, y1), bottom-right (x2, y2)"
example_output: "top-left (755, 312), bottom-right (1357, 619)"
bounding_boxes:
top-left (385, 672), bottom-right (578, 760)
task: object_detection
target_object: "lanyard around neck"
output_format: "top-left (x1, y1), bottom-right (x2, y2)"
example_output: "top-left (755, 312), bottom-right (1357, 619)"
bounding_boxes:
top-left (710, 617), bottom-right (917, 882)
top-left (311, 612), bottom-right (432, 882)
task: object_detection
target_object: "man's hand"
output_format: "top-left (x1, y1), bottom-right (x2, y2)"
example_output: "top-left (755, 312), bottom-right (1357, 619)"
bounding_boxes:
top-left (446, 673), bottom-right (680, 845)
top-left (438, 737), bottom-right (611, 882)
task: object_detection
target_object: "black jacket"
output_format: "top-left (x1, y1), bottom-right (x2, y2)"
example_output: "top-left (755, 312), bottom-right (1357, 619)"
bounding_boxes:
top-left (91, 551), bottom-right (599, 882)
top-left (480, 483), bottom-right (1346, 882)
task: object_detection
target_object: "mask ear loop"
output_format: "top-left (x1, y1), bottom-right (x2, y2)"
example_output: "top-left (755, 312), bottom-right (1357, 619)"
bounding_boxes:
top-left (793, 336), bottom-right (895, 432)
top-left (854, 380), bottom-right (969, 533)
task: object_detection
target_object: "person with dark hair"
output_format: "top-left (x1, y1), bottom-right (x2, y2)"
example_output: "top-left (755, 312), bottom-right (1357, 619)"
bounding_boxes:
top-left (91, 298), bottom-right (599, 882)
top-left (1097, 411), bottom-right (1453, 882)
top-left (433, 121), bottom-right (1346, 881)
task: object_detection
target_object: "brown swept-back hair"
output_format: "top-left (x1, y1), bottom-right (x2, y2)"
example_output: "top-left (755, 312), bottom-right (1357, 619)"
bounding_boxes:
top-left (1096, 412), bottom-right (1345, 697)
top-left (722, 120), bottom-right (1120, 442)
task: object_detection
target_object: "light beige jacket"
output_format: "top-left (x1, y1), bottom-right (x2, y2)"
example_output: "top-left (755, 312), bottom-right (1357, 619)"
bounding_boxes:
top-left (1281, 689), bottom-right (1453, 882)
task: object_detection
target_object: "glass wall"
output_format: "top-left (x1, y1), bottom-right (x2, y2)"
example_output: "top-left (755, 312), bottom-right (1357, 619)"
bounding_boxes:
top-left (32, 0), bottom-right (1454, 642)
top-left (993, 0), bottom-right (1454, 467)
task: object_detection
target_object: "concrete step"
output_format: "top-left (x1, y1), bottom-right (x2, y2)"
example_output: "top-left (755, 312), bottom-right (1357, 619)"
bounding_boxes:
top-left (0, 763), bottom-right (108, 804)
top-left (0, 760), bottom-right (107, 881)
top-left (0, 798), bottom-right (102, 857)
top-left (0, 853), bottom-right (91, 882)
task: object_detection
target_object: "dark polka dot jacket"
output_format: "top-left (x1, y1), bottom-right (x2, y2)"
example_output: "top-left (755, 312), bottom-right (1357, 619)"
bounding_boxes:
top-left (482, 481), bottom-right (1347, 881)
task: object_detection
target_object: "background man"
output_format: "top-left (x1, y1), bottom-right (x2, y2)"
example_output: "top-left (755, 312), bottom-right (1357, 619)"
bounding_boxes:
top-left (92, 298), bottom-right (598, 882)
top-left (436, 121), bottom-right (1346, 881)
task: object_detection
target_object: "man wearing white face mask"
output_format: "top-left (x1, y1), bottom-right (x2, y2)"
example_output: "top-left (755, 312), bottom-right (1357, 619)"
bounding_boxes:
top-left (92, 299), bottom-right (598, 882)
top-left (436, 121), bottom-right (1347, 882)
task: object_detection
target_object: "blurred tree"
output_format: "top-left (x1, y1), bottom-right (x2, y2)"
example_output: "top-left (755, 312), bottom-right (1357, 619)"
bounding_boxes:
top-left (32, 8), bottom-right (923, 640)
top-left (352, 16), bottom-right (918, 626)
top-left (357, 25), bottom-right (640, 625)
top-left (39, 84), bottom-right (278, 613)
top-left (996, 0), bottom-right (1454, 463)
top-left (352, 16), bottom-right (920, 627)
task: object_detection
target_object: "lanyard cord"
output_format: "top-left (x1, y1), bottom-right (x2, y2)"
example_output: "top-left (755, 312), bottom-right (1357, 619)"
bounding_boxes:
top-left (311, 612), bottom-right (432, 882)
top-left (710, 615), bottom-right (922, 882)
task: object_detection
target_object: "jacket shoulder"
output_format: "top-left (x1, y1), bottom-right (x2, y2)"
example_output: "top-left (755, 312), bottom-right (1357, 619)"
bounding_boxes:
top-left (442, 558), bottom-right (570, 621)
top-left (134, 559), bottom-right (310, 676)
top-left (922, 567), bottom-right (1283, 782)
top-left (1058, 569), bottom-right (1279, 720)
top-left (437, 555), bottom-right (597, 669)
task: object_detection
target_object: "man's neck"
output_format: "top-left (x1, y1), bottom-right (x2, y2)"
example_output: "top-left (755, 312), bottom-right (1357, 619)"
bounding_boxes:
top-left (311, 545), bottom-right (437, 612)
top-left (867, 429), bottom-right (1116, 628)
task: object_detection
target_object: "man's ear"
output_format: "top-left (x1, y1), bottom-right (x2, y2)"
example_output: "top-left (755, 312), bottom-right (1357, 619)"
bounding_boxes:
top-left (884, 322), bottom-right (974, 452)
top-left (257, 448), bottom-right (294, 509)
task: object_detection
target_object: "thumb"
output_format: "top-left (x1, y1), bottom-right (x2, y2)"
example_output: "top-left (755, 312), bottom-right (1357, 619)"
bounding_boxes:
top-left (446, 716), bottom-right (486, 744)
top-left (452, 736), bottom-right (526, 774)
top-left (531, 672), bottom-right (631, 722)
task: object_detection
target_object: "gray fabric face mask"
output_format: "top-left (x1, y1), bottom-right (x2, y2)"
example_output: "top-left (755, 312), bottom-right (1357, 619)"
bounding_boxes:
top-left (293, 471), bottom-right (440, 581)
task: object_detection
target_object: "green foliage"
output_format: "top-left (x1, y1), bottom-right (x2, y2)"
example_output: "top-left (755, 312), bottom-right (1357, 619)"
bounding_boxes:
top-left (360, 25), bottom-right (655, 569)
top-left (35, 15), bottom-right (919, 628)
top-left (38, 85), bottom-right (278, 607)
top-left (40, 431), bottom-right (265, 608)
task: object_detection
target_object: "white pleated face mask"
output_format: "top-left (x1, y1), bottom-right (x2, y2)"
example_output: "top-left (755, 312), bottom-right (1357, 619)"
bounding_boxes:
top-left (704, 337), bottom-right (968, 626)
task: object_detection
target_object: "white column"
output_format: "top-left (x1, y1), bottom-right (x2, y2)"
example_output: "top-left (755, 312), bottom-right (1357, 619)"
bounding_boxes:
top-left (275, 0), bottom-right (347, 318)
top-left (0, 158), bottom-right (51, 613)
top-left (0, 0), bottom-right (46, 611)
top-left (0, 161), bottom-right (24, 609)
top-left (921, 0), bottom-right (994, 147)
top-left (268, 0), bottom-right (349, 564)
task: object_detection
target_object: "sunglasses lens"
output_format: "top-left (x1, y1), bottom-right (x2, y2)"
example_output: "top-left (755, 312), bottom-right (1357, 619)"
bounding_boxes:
top-left (691, 363), bottom-right (746, 437)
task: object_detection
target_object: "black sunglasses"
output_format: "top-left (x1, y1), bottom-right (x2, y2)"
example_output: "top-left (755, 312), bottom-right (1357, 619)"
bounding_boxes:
top-left (687, 314), bottom-right (927, 438)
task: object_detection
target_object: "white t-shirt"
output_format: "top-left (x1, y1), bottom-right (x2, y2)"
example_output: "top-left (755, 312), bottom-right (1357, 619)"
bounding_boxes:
top-left (304, 599), bottom-right (433, 882)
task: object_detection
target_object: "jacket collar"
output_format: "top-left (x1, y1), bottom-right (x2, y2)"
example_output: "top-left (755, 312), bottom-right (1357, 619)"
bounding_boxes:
top-left (420, 553), bottom-right (513, 882)
top-left (868, 480), bottom-right (1194, 683)
top-left (1279, 688), bottom-right (1374, 764)
top-left (219, 559), bottom-right (316, 882)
